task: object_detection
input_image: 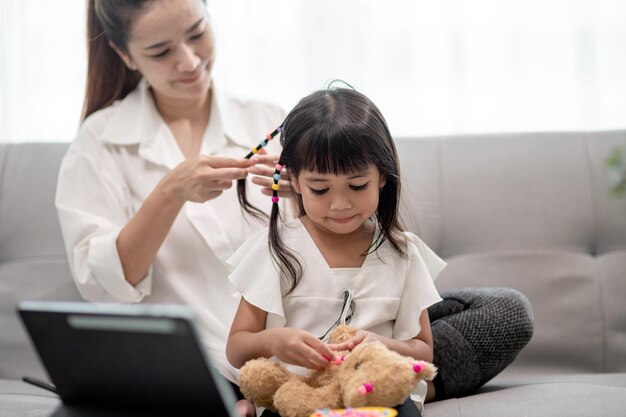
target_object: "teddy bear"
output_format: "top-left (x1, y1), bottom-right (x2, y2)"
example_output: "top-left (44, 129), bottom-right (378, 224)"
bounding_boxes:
top-left (238, 325), bottom-right (437, 417)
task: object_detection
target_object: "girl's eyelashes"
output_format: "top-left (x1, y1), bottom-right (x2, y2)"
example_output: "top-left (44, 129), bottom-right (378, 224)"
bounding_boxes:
top-left (309, 187), bottom-right (329, 195)
top-left (350, 182), bottom-right (369, 191)
top-left (307, 182), bottom-right (369, 195)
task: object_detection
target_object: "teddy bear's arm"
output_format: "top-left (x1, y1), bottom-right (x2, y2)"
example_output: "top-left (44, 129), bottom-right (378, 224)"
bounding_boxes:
top-left (273, 378), bottom-right (343, 417)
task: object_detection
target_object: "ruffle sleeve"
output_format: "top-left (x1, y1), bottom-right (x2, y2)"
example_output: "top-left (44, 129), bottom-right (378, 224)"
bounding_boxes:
top-left (392, 233), bottom-right (444, 340)
top-left (226, 227), bottom-right (286, 329)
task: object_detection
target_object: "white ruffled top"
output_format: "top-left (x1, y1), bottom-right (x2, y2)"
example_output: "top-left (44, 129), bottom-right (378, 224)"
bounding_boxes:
top-left (228, 218), bottom-right (444, 341)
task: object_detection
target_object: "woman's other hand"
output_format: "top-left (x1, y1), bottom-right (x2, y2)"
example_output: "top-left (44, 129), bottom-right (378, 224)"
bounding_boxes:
top-left (248, 152), bottom-right (293, 198)
top-left (161, 155), bottom-right (252, 203)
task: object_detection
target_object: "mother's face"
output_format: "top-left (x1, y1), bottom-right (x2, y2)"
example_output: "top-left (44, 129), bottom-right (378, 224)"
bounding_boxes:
top-left (113, 0), bottom-right (215, 103)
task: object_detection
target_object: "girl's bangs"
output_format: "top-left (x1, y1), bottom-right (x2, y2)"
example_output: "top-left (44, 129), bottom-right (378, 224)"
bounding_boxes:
top-left (295, 128), bottom-right (374, 175)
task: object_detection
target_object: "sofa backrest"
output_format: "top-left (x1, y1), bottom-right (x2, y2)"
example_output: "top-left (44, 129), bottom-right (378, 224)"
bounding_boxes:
top-left (1, 132), bottom-right (625, 380)
top-left (396, 130), bottom-right (626, 376)
top-left (0, 142), bottom-right (81, 380)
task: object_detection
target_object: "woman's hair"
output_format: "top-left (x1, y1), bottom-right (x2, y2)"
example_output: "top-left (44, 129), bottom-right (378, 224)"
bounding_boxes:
top-left (82, 0), bottom-right (206, 120)
top-left (82, 0), bottom-right (149, 120)
top-left (265, 85), bottom-right (407, 294)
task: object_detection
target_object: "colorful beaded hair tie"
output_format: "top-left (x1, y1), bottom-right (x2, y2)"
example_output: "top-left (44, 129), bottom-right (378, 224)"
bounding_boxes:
top-left (245, 126), bottom-right (284, 204)
top-left (244, 126), bottom-right (283, 159)
top-left (271, 163), bottom-right (283, 204)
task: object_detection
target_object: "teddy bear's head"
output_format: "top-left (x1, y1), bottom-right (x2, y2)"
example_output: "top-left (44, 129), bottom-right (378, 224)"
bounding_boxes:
top-left (337, 341), bottom-right (437, 408)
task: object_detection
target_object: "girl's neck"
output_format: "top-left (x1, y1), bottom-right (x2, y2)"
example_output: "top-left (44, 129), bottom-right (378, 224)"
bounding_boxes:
top-left (300, 216), bottom-right (376, 269)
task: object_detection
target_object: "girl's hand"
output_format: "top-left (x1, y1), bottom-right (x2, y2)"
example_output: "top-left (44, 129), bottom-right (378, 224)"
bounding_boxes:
top-left (161, 155), bottom-right (252, 203)
top-left (268, 328), bottom-right (336, 370)
top-left (248, 152), bottom-right (293, 198)
top-left (328, 330), bottom-right (382, 352)
top-left (235, 399), bottom-right (256, 417)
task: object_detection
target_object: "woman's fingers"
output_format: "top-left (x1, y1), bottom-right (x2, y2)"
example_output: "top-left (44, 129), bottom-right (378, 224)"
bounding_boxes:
top-left (250, 175), bottom-right (291, 189)
top-left (249, 153), bottom-right (279, 166)
top-left (248, 158), bottom-right (290, 179)
top-left (204, 155), bottom-right (254, 169)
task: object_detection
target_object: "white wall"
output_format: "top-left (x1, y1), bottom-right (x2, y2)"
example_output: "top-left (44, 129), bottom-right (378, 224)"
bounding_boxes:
top-left (1, 0), bottom-right (626, 142)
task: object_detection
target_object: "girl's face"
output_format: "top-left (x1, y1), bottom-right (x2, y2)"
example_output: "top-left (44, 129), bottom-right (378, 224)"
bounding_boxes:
top-left (113, 0), bottom-right (215, 103)
top-left (292, 164), bottom-right (387, 236)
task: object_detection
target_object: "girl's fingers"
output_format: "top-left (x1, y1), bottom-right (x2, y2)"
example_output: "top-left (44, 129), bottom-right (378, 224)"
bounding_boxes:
top-left (328, 335), bottom-right (364, 351)
top-left (305, 350), bottom-right (332, 370)
top-left (305, 339), bottom-right (336, 367)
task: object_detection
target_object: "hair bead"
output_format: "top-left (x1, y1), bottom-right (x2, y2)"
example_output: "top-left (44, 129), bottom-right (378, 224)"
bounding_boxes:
top-left (244, 126), bottom-right (283, 159)
top-left (272, 196), bottom-right (279, 203)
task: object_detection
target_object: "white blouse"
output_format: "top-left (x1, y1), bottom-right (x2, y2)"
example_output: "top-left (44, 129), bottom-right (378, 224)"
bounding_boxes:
top-left (228, 218), bottom-right (445, 407)
top-left (229, 218), bottom-right (444, 338)
top-left (55, 79), bottom-right (285, 381)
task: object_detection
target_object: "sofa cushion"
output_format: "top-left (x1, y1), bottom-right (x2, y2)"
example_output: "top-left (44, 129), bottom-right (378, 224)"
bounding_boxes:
top-left (434, 250), bottom-right (605, 375)
top-left (425, 373), bottom-right (626, 417)
top-left (599, 251), bottom-right (626, 371)
top-left (0, 142), bottom-right (80, 380)
top-left (395, 132), bottom-right (626, 377)
top-left (0, 143), bottom-right (69, 263)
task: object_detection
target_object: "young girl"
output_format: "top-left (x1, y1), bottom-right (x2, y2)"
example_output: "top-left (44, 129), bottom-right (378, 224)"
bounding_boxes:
top-left (226, 87), bottom-right (445, 417)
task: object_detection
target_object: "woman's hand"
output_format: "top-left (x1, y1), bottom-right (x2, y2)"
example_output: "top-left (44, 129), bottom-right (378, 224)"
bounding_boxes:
top-left (328, 330), bottom-right (382, 352)
top-left (248, 153), bottom-right (293, 198)
top-left (161, 155), bottom-right (252, 203)
top-left (267, 328), bottom-right (336, 370)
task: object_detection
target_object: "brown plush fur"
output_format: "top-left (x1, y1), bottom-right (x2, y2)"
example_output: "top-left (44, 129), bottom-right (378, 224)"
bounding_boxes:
top-left (238, 326), bottom-right (437, 417)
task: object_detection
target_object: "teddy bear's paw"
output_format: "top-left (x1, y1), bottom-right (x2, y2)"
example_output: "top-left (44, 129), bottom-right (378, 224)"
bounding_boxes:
top-left (273, 379), bottom-right (342, 417)
top-left (239, 358), bottom-right (291, 410)
top-left (412, 360), bottom-right (438, 381)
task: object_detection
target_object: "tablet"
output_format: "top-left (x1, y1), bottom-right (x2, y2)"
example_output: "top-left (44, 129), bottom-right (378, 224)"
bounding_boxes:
top-left (18, 301), bottom-right (239, 417)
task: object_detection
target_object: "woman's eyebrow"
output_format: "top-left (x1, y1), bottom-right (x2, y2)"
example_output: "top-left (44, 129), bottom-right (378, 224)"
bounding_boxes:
top-left (143, 17), bottom-right (204, 50)
top-left (185, 16), bottom-right (205, 35)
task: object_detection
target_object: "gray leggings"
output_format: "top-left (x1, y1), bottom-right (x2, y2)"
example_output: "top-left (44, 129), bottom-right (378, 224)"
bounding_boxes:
top-left (428, 287), bottom-right (534, 400)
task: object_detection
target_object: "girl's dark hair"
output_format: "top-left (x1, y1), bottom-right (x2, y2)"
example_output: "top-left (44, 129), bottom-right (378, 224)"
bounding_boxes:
top-left (266, 85), bottom-right (407, 294)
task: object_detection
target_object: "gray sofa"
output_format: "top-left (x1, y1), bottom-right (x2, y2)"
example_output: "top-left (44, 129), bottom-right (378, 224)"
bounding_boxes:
top-left (1, 131), bottom-right (626, 416)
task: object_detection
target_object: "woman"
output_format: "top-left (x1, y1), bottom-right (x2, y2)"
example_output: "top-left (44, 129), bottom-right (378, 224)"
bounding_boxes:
top-left (56, 1), bottom-right (533, 415)
top-left (57, 0), bottom-right (284, 415)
